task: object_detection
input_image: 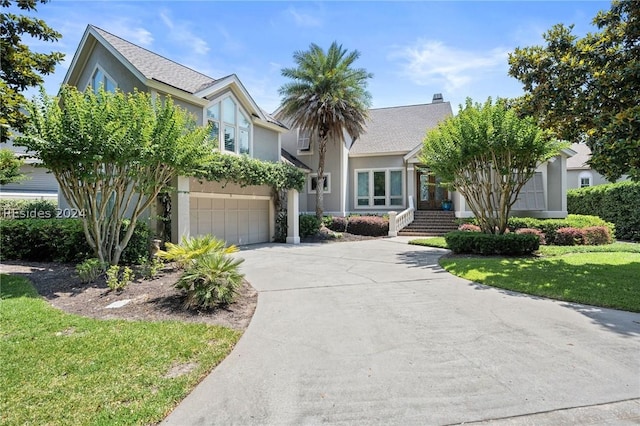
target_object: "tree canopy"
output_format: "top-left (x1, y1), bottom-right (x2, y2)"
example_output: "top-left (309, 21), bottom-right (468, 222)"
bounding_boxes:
top-left (508, 0), bottom-right (639, 181)
top-left (277, 41), bottom-right (372, 219)
top-left (0, 0), bottom-right (64, 142)
top-left (17, 86), bottom-right (214, 265)
top-left (420, 98), bottom-right (566, 234)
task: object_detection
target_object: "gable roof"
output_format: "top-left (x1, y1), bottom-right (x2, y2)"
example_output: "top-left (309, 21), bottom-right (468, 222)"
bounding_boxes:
top-left (90, 26), bottom-right (216, 94)
top-left (567, 142), bottom-right (592, 170)
top-left (349, 102), bottom-right (453, 156)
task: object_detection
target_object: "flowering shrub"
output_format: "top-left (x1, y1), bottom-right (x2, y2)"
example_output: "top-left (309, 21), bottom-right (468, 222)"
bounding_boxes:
top-left (554, 227), bottom-right (585, 246)
top-left (583, 226), bottom-right (612, 245)
top-left (347, 216), bottom-right (389, 236)
top-left (515, 228), bottom-right (546, 245)
top-left (458, 223), bottom-right (481, 232)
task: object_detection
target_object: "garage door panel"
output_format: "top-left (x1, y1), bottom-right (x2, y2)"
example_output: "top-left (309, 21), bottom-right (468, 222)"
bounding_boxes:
top-left (190, 196), bottom-right (270, 245)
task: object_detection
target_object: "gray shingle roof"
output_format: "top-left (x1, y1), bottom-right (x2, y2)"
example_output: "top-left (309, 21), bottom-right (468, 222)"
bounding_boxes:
top-left (566, 142), bottom-right (592, 170)
top-left (349, 102), bottom-right (453, 155)
top-left (91, 25), bottom-right (216, 94)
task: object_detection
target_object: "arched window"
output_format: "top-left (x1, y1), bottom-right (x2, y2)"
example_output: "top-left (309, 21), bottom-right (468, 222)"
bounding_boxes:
top-left (207, 95), bottom-right (251, 155)
top-left (578, 171), bottom-right (593, 188)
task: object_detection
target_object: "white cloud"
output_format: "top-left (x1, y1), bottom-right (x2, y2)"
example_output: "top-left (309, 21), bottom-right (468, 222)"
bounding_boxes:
top-left (390, 39), bottom-right (509, 92)
top-left (159, 10), bottom-right (209, 55)
top-left (287, 7), bottom-right (322, 28)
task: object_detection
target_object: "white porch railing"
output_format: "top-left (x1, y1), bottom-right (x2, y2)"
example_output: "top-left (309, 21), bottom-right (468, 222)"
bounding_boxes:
top-left (388, 195), bottom-right (415, 236)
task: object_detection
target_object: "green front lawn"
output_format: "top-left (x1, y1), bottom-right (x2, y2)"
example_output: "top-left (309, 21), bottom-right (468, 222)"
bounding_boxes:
top-left (0, 274), bottom-right (241, 425)
top-left (409, 240), bottom-right (640, 312)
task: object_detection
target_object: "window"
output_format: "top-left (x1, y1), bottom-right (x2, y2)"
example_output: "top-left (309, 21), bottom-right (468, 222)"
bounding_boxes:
top-left (579, 171), bottom-right (593, 188)
top-left (90, 67), bottom-right (116, 93)
top-left (207, 95), bottom-right (252, 155)
top-left (297, 129), bottom-right (311, 154)
top-left (355, 169), bottom-right (404, 208)
top-left (513, 172), bottom-right (545, 210)
top-left (308, 173), bottom-right (330, 194)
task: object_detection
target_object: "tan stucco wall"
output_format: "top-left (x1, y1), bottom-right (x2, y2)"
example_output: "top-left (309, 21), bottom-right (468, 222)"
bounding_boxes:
top-left (78, 42), bottom-right (145, 93)
top-left (253, 126), bottom-right (280, 163)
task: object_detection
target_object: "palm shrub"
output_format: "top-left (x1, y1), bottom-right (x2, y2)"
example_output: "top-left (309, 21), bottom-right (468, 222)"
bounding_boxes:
top-left (160, 235), bottom-right (244, 308)
top-left (177, 253), bottom-right (244, 308)
top-left (158, 235), bottom-right (238, 268)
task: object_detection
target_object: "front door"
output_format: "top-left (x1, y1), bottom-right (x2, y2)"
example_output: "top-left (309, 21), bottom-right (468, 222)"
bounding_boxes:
top-left (417, 170), bottom-right (448, 210)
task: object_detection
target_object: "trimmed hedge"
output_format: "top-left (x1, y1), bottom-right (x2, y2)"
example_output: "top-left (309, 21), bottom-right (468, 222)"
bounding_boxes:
top-left (0, 199), bottom-right (57, 219)
top-left (507, 214), bottom-right (615, 244)
top-left (568, 181), bottom-right (640, 241)
top-left (515, 227), bottom-right (546, 245)
top-left (0, 219), bottom-right (150, 263)
top-left (445, 231), bottom-right (540, 255)
top-left (346, 216), bottom-right (389, 237)
top-left (324, 216), bottom-right (348, 232)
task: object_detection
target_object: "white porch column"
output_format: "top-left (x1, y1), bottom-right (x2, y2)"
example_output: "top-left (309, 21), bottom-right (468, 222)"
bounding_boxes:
top-left (407, 166), bottom-right (415, 207)
top-left (388, 211), bottom-right (398, 237)
top-left (560, 155), bottom-right (568, 214)
top-left (286, 189), bottom-right (300, 244)
top-left (170, 176), bottom-right (190, 244)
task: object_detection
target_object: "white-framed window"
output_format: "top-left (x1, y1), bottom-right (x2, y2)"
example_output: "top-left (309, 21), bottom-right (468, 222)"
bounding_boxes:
top-left (513, 172), bottom-right (545, 210)
top-left (308, 173), bottom-right (330, 194)
top-left (297, 128), bottom-right (312, 155)
top-left (89, 66), bottom-right (116, 94)
top-left (354, 169), bottom-right (404, 208)
top-left (207, 94), bottom-right (251, 155)
top-left (579, 171), bottom-right (593, 188)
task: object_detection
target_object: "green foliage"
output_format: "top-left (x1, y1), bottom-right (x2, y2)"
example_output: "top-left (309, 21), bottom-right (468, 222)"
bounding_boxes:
top-left (508, 0), bottom-right (640, 181)
top-left (506, 214), bottom-right (615, 244)
top-left (0, 198), bottom-right (57, 219)
top-left (158, 235), bottom-right (238, 268)
top-left (0, 218), bottom-right (149, 263)
top-left (346, 215), bottom-right (389, 236)
top-left (299, 214), bottom-right (322, 237)
top-left (568, 181), bottom-right (640, 241)
top-left (106, 265), bottom-right (133, 291)
top-left (444, 231), bottom-right (540, 255)
top-left (0, 274), bottom-right (241, 425)
top-left (277, 41), bottom-right (372, 219)
top-left (197, 151), bottom-right (305, 192)
top-left (17, 85), bottom-right (214, 265)
top-left (138, 256), bottom-right (164, 279)
top-left (75, 258), bottom-right (106, 283)
top-left (0, 148), bottom-right (24, 184)
top-left (408, 237), bottom-right (448, 249)
top-left (421, 97), bottom-right (565, 234)
top-left (176, 253), bottom-right (244, 308)
top-left (0, 0), bottom-right (64, 142)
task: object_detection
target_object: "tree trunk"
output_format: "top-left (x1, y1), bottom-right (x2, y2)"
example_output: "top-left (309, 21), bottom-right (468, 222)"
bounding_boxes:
top-left (315, 136), bottom-right (328, 220)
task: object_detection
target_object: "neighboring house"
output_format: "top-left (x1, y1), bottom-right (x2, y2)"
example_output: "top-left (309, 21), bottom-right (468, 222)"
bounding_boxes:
top-left (0, 138), bottom-right (59, 200)
top-left (280, 94), bottom-right (577, 224)
top-left (566, 142), bottom-right (627, 189)
top-left (60, 25), bottom-right (303, 244)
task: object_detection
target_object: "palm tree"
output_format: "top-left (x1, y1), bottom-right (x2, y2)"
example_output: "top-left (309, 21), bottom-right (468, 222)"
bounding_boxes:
top-left (277, 42), bottom-right (372, 220)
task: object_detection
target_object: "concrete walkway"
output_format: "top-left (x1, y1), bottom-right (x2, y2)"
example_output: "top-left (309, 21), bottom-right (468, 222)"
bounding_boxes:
top-left (163, 238), bottom-right (640, 425)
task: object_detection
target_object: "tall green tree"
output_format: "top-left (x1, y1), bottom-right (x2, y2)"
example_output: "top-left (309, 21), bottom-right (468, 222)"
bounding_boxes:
top-left (18, 86), bottom-right (214, 265)
top-left (508, 0), bottom-right (639, 181)
top-left (420, 98), bottom-right (566, 234)
top-left (277, 42), bottom-right (372, 219)
top-left (1, 0), bottom-right (64, 142)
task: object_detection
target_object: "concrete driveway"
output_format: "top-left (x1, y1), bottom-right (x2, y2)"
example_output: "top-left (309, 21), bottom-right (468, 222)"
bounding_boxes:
top-left (163, 238), bottom-right (640, 425)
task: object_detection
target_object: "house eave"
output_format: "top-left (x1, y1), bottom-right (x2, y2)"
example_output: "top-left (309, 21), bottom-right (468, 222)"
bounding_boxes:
top-left (349, 150), bottom-right (409, 158)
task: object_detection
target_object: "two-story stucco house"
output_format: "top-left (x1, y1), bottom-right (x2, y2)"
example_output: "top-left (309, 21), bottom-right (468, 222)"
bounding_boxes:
top-left (61, 25), bottom-right (303, 244)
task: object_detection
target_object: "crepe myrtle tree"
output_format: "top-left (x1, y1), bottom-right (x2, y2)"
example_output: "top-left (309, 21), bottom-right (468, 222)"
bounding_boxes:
top-left (18, 86), bottom-right (214, 265)
top-left (277, 41), bottom-right (372, 220)
top-left (420, 98), bottom-right (566, 234)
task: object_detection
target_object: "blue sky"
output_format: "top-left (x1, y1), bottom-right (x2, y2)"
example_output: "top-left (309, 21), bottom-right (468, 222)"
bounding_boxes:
top-left (21, 1), bottom-right (610, 113)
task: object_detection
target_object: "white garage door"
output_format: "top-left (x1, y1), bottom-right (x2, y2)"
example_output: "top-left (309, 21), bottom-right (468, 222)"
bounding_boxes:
top-left (190, 197), bottom-right (270, 245)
